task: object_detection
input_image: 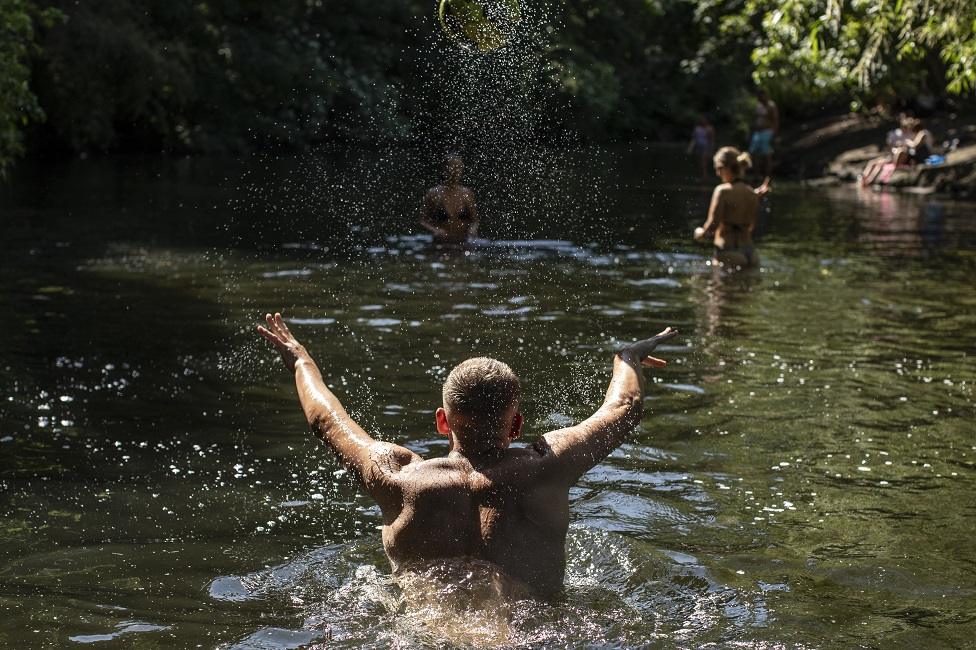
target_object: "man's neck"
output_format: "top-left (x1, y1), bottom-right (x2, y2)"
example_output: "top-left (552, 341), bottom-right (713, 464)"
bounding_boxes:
top-left (449, 444), bottom-right (504, 467)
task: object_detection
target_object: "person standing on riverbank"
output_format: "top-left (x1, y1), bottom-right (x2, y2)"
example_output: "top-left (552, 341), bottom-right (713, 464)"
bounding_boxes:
top-left (257, 312), bottom-right (677, 598)
top-left (748, 89), bottom-right (779, 178)
top-left (694, 146), bottom-right (768, 268)
top-left (687, 115), bottom-right (716, 181)
top-left (419, 156), bottom-right (479, 245)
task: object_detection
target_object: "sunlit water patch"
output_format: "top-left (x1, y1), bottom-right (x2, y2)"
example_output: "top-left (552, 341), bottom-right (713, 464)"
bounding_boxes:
top-left (208, 525), bottom-right (770, 648)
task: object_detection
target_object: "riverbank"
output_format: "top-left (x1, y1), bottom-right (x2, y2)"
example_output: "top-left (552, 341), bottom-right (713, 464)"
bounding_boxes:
top-left (778, 112), bottom-right (976, 198)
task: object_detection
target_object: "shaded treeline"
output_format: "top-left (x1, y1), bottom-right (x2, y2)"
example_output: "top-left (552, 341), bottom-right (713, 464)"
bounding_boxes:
top-left (2, 0), bottom-right (974, 175)
top-left (13, 0), bottom-right (751, 160)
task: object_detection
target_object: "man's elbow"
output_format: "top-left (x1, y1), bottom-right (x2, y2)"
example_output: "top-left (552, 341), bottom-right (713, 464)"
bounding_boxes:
top-left (307, 411), bottom-right (334, 439)
top-left (606, 395), bottom-right (643, 431)
top-left (623, 396), bottom-right (644, 429)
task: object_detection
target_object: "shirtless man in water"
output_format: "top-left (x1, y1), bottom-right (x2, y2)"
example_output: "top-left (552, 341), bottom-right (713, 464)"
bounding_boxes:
top-left (257, 313), bottom-right (677, 597)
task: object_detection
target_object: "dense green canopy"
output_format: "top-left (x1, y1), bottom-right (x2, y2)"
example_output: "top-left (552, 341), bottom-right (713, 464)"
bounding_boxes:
top-left (742, 0), bottom-right (976, 107)
top-left (0, 0), bottom-right (60, 175)
top-left (1, 0), bottom-right (973, 175)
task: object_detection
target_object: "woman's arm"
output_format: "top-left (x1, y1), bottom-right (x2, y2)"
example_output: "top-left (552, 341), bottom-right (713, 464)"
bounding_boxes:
top-left (754, 177), bottom-right (771, 197)
top-left (695, 186), bottom-right (723, 240)
top-left (912, 129), bottom-right (934, 150)
top-left (465, 189), bottom-right (479, 238)
top-left (419, 190), bottom-right (447, 238)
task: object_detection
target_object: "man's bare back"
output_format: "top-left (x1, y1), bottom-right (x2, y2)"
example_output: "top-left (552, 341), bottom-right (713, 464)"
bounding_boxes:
top-left (258, 313), bottom-right (677, 597)
top-left (373, 440), bottom-right (571, 595)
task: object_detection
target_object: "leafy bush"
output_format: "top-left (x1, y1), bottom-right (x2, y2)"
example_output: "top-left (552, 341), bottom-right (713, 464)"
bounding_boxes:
top-left (0, 0), bottom-right (60, 176)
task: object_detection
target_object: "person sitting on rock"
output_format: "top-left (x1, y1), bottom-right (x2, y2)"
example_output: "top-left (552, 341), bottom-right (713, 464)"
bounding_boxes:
top-left (860, 117), bottom-right (916, 186)
top-left (903, 117), bottom-right (935, 164)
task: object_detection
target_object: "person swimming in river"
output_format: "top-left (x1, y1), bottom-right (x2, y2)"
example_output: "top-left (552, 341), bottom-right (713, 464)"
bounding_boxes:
top-left (419, 156), bottom-right (479, 244)
top-left (694, 146), bottom-right (769, 268)
top-left (257, 312), bottom-right (677, 598)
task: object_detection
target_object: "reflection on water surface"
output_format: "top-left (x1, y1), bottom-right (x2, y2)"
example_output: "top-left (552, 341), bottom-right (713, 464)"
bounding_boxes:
top-left (0, 151), bottom-right (974, 647)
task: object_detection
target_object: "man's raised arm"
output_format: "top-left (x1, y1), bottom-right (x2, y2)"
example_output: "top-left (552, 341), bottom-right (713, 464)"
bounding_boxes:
top-left (257, 313), bottom-right (420, 508)
top-left (540, 327), bottom-right (678, 485)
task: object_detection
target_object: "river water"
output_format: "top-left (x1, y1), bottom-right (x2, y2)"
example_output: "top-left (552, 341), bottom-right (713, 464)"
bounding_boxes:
top-left (1, 149), bottom-right (974, 648)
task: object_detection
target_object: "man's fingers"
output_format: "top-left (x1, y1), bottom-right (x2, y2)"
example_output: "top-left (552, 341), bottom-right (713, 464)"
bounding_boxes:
top-left (636, 327), bottom-right (678, 348)
top-left (274, 312), bottom-right (297, 341)
top-left (647, 328), bottom-right (678, 345)
top-left (655, 327), bottom-right (678, 340)
top-left (275, 313), bottom-right (292, 334)
top-left (264, 312), bottom-right (290, 340)
top-left (621, 326), bottom-right (679, 360)
top-left (256, 325), bottom-right (282, 347)
top-left (642, 356), bottom-right (667, 368)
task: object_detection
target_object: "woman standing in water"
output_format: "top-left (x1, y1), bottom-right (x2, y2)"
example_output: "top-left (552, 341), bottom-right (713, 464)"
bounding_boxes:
top-left (694, 146), bottom-right (769, 268)
top-left (419, 156), bottom-right (479, 245)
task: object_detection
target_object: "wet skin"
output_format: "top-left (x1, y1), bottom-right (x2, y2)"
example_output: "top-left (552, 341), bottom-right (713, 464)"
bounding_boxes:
top-left (695, 166), bottom-right (769, 268)
top-left (258, 313), bottom-right (677, 597)
top-left (419, 160), bottom-right (479, 244)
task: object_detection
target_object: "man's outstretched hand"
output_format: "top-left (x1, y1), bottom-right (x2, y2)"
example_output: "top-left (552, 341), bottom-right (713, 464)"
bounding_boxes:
top-left (619, 327), bottom-right (678, 368)
top-left (257, 312), bottom-right (311, 373)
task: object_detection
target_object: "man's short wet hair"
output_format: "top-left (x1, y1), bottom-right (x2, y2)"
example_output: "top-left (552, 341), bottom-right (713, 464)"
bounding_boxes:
top-left (443, 357), bottom-right (521, 438)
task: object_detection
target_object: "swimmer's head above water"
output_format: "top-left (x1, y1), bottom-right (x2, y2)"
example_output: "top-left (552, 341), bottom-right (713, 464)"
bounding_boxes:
top-left (438, 357), bottom-right (523, 453)
top-left (444, 155), bottom-right (464, 185)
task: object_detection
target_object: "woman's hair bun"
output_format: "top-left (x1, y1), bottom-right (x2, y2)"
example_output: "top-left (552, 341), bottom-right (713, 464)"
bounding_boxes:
top-left (713, 146), bottom-right (751, 177)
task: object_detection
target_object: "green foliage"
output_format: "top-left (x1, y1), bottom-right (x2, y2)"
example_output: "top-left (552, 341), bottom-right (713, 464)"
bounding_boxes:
top-left (438, 0), bottom-right (522, 52)
top-left (32, 0), bottom-right (425, 153)
top-left (550, 0), bottom-right (752, 138)
top-left (0, 0), bottom-right (60, 176)
top-left (1, 0), bottom-right (975, 169)
top-left (20, 0), bottom-right (737, 155)
top-left (741, 0), bottom-right (976, 107)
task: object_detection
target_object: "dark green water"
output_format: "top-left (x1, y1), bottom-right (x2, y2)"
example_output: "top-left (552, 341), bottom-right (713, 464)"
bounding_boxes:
top-left (1, 149), bottom-right (975, 648)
